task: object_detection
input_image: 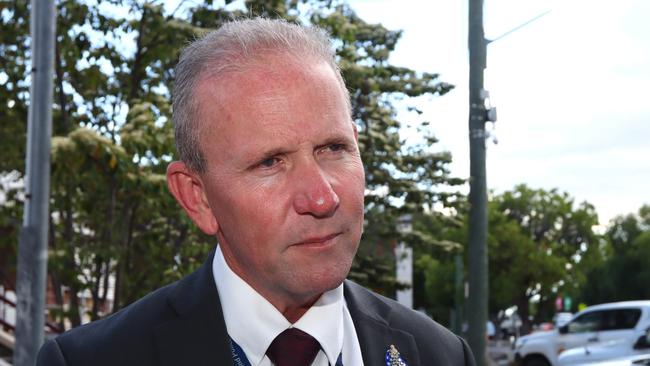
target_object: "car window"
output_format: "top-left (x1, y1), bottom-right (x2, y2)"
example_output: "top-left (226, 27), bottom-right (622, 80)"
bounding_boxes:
top-left (568, 311), bottom-right (603, 333)
top-left (601, 308), bottom-right (641, 331)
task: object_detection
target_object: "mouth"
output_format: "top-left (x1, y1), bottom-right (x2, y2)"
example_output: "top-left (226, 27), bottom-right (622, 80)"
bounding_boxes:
top-left (292, 232), bottom-right (342, 247)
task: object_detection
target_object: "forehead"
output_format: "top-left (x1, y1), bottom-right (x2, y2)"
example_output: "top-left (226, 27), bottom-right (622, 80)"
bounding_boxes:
top-left (201, 55), bottom-right (344, 113)
top-left (194, 57), bottom-right (353, 165)
top-left (212, 55), bottom-right (342, 103)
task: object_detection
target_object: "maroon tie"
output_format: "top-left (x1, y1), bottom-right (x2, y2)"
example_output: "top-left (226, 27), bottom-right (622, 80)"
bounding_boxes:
top-left (266, 328), bottom-right (321, 366)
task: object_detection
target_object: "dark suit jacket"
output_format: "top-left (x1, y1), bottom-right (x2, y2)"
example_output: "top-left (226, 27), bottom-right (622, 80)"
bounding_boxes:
top-left (37, 251), bottom-right (475, 366)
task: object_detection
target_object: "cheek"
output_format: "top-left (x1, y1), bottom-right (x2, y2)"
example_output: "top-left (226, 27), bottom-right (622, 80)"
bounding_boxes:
top-left (339, 160), bottom-right (365, 199)
top-left (216, 183), bottom-right (288, 233)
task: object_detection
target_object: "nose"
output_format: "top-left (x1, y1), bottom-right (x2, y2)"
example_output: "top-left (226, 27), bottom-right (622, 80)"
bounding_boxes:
top-left (292, 163), bottom-right (340, 218)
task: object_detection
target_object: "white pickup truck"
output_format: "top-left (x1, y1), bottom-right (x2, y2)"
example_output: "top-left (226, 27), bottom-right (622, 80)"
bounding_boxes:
top-left (511, 301), bottom-right (650, 366)
top-left (558, 327), bottom-right (650, 365)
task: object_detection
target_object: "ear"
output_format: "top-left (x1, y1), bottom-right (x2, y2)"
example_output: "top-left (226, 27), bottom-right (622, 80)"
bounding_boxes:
top-left (166, 161), bottom-right (219, 235)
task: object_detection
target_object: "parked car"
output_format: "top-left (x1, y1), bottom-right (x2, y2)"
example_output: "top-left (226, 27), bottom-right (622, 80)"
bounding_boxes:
top-left (554, 312), bottom-right (574, 328)
top-left (511, 301), bottom-right (650, 366)
top-left (563, 354), bottom-right (650, 366)
top-left (558, 327), bottom-right (650, 365)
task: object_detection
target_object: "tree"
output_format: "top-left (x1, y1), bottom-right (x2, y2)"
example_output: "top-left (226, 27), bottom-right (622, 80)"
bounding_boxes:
top-left (409, 209), bottom-right (465, 326)
top-left (488, 185), bottom-right (602, 332)
top-left (2, 0), bottom-right (224, 326)
top-left (409, 186), bottom-right (603, 331)
top-left (582, 205), bottom-right (650, 303)
top-left (0, 0), bottom-right (30, 294)
top-left (1, 0), bottom-right (459, 329)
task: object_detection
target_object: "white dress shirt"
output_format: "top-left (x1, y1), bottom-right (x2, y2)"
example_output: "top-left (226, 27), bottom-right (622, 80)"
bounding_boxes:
top-left (212, 245), bottom-right (364, 366)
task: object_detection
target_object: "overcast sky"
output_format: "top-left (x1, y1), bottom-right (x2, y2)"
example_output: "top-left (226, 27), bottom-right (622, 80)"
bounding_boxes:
top-left (348, 0), bottom-right (650, 225)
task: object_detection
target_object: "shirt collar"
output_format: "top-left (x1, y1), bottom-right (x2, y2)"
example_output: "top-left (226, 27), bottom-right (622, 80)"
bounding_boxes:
top-left (212, 245), bottom-right (344, 366)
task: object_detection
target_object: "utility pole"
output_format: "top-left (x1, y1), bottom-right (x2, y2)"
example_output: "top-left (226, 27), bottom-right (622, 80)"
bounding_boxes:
top-left (14, 0), bottom-right (56, 365)
top-left (467, 0), bottom-right (488, 364)
top-left (465, 4), bottom-right (549, 363)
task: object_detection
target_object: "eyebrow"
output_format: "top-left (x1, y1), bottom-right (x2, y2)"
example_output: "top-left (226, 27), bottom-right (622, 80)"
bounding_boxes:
top-left (244, 132), bottom-right (353, 166)
top-left (314, 135), bottom-right (353, 150)
top-left (248, 147), bottom-right (292, 164)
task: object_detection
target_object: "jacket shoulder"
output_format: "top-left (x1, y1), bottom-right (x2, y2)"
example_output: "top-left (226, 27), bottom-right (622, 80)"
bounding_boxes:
top-left (38, 280), bottom-right (179, 366)
top-left (344, 280), bottom-right (475, 366)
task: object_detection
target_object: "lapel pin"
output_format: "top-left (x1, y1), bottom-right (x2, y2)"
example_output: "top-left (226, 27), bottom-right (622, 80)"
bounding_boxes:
top-left (385, 344), bottom-right (409, 366)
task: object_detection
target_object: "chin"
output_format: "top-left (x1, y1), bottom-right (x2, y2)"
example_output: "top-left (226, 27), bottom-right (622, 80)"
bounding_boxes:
top-left (296, 260), bottom-right (352, 295)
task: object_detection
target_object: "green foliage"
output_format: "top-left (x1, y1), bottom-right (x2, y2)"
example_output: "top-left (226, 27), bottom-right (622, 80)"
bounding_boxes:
top-left (0, 1), bottom-right (29, 174)
top-left (1, 0), bottom-right (214, 326)
top-left (409, 209), bottom-right (465, 325)
top-left (1, 0), bottom-right (459, 328)
top-left (0, 0), bottom-right (30, 290)
top-left (582, 205), bottom-right (650, 303)
top-left (411, 185), bottom-right (603, 331)
top-left (348, 254), bottom-right (406, 295)
top-left (414, 254), bottom-right (455, 324)
top-left (489, 185), bottom-right (602, 329)
top-left (0, 172), bottom-right (23, 285)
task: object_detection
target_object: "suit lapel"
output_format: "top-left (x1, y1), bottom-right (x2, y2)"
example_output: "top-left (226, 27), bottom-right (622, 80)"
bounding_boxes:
top-left (344, 281), bottom-right (421, 366)
top-left (153, 250), bottom-right (232, 366)
top-left (150, 256), bottom-right (422, 366)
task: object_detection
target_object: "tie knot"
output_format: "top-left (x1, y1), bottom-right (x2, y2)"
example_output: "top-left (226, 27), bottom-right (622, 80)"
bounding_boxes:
top-left (266, 328), bottom-right (321, 366)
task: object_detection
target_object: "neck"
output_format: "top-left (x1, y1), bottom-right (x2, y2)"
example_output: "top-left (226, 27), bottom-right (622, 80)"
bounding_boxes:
top-left (276, 294), bottom-right (321, 323)
top-left (219, 244), bottom-right (323, 323)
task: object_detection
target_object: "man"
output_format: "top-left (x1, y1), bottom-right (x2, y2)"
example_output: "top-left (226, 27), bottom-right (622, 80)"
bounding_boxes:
top-left (37, 18), bottom-right (475, 366)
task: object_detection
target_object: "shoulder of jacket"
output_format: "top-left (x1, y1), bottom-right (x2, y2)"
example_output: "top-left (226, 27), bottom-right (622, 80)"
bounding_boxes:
top-left (344, 279), bottom-right (464, 349)
top-left (50, 280), bottom-right (180, 365)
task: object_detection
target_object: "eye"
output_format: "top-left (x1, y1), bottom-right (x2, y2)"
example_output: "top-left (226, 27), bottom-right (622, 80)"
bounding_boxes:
top-left (321, 143), bottom-right (347, 154)
top-left (257, 156), bottom-right (281, 169)
top-left (328, 144), bottom-right (345, 152)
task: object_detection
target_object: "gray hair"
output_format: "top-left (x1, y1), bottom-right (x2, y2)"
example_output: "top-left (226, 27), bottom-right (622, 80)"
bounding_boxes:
top-left (172, 17), bottom-right (350, 173)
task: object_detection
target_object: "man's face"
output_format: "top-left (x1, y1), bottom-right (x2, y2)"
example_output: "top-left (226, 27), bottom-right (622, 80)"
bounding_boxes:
top-left (194, 57), bottom-right (365, 306)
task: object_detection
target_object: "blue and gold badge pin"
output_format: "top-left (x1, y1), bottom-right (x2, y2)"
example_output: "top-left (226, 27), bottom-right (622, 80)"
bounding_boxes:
top-left (385, 344), bottom-right (408, 366)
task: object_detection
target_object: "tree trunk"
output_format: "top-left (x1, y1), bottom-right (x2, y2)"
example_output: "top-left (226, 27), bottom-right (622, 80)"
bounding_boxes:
top-left (113, 200), bottom-right (138, 312)
top-left (517, 295), bottom-right (532, 335)
top-left (90, 256), bottom-right (103, 321)
top-left (129, 5), bottom-right (147, 101)
top-left (68, 279), bottom-right (82, 328)
top-left (62, 185), bottom-right (82, 328)
top-left (49, 272), bottom-right (65, 331)
top-left (100, 260), bottom-right (110, 313)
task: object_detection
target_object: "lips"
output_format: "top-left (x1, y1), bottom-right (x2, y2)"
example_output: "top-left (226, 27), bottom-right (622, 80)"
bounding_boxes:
top-left (293, 232), bottom-right (341, 246)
